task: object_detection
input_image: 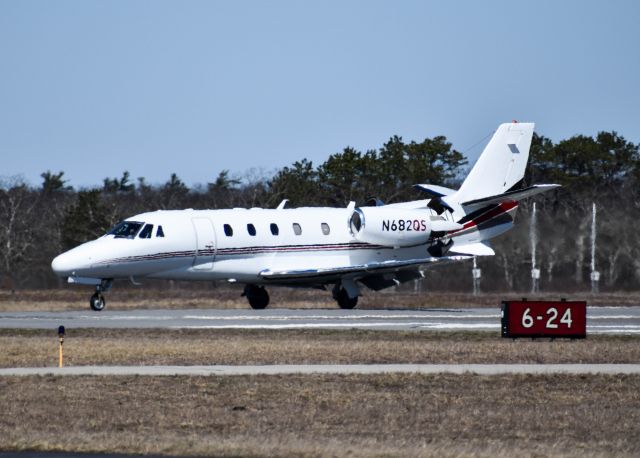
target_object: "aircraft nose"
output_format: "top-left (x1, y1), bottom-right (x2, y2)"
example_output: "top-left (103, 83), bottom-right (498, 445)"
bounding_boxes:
top-left (51, 252), bottom-right (76, 277)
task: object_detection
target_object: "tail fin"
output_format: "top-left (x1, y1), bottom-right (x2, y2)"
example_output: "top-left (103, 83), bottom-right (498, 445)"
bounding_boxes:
top-left (454, 122), bottom-right (534, 204)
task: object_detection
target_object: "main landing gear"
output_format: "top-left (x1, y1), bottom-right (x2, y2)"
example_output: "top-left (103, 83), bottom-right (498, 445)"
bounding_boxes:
top-left (242, 284), bottom-right (270, 309)
top-left (89, 279), bottom-right (112, 312)
top-left (332, 283), bottom-right (358, 309)
top-left (241, 282), bottom-right (359, 310)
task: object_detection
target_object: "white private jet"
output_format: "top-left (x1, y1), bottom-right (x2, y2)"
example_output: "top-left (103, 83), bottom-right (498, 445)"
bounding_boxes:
top-left (52, 122), bottom-right (558, 311)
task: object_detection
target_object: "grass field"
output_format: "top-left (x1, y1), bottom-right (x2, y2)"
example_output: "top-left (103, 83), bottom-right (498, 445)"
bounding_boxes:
top-left (1, 328), bottom-right (639, 368)
top-left (1, 286), bottom-right (639, 312)
top-left (1, 329), bottom-right (639, 456)
top-left (1, 373), bottom-right (639, 457)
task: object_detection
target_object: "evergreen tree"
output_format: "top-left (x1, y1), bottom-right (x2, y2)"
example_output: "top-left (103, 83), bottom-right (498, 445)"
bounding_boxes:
top-left (41, 171), bottom-right (72, 194)
top-left (61, 190), bottom-right (110, 250)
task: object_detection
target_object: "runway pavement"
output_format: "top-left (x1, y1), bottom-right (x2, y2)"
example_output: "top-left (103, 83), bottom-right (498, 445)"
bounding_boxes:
top-left (1, 307), bottom-right (639, 333)
top-left (2, 363), bottom-right (640, 376)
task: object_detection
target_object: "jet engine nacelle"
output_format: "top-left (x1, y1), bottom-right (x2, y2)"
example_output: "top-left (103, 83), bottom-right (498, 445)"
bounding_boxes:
top-left (349, 207), bottom-right (433, 247)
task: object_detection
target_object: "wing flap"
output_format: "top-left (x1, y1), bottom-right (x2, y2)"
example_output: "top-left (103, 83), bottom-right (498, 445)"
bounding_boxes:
top-left (259, 256), bottom-right (471, 282)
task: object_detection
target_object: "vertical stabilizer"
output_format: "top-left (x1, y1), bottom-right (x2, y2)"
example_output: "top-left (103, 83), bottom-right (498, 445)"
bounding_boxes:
top-left (454, 122), bottom-right (534, 204)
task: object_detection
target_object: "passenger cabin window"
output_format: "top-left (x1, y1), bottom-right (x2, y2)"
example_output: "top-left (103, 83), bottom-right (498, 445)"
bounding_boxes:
top-left (247, 223), bottom-right (256, 236)
top-left (321, 223), bottom-right (330, 235)
top-left (292, 223), bottom-right (302, 235)
top-left (108, 221), bottom-right (144, 239)
top-left (270, 223), bottom-right (279, 236)
top-left (138, 224), bottom-right (154, 239)
top-left (224, 224), bottom-right (233, 236)
top-left (156, 226), bottom-right (165, 237)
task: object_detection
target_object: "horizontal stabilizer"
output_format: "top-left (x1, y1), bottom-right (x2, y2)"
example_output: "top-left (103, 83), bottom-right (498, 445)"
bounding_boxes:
top-left (413, 184), bottom-right (457, 198)
top-left (449, 242), bottom-right (495, 256)
top-left (461, 184), bottom-right (560, 209)
top-left (413, 184), bottom-right (456, 213)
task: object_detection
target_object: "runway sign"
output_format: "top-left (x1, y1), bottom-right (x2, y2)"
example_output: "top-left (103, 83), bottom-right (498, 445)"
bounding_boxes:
top-left (501, 300), bottom-right (587, 339)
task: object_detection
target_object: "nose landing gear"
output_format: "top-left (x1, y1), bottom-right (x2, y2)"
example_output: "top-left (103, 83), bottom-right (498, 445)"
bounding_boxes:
top-left (89, 279), bottom-right (113, 311)
top-left (90, 293), bottom-right (106, 311)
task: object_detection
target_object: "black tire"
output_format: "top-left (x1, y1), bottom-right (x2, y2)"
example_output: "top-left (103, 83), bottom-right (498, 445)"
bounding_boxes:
top-left (336, 288), bottom-right (358, 309)
top-left (90, 293), bottom-right (106, 311)
top-left (243, 285), bottom-right (270, 309)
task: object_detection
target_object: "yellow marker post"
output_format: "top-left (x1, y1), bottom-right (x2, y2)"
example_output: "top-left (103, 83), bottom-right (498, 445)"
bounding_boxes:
top-left (58, 326), bottom-right (65, 368)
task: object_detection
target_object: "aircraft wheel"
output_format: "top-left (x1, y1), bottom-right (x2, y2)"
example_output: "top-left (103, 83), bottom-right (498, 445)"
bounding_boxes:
top-left (335, 288), bottom-right (358, 309)
top-left (90, 293), bottom-right (106, 311)
top-left (243, 285), bottom-right (269, 310)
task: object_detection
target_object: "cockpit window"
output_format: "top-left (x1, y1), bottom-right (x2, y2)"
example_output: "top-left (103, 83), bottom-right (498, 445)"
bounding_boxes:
top-left (139, 224), bottom-right (154, 239)
top-left (108, 221), bottom-right (144, 239)
top-left (156, 226), bottom-right (165, 237)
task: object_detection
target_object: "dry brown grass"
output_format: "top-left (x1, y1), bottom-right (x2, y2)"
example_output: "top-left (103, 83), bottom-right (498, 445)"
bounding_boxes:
top-left (1, 286), bottom-right (638, 312)
top-left (1, 373), bottom-right (639, 457)
top-left (2, 327), bottom-right (639, 457)
top-left (1, 328), bottom-right (638, 368)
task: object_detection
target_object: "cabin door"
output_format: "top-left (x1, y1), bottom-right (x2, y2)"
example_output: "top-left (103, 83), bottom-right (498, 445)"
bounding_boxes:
top-left (192, 218), bottom-right (216, 270)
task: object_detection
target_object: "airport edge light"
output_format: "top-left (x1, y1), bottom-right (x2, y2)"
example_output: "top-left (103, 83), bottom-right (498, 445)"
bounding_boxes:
top-left (501, 299), bottom-right (587, 339)
top-left (58, 325), bottom-right (65, 367)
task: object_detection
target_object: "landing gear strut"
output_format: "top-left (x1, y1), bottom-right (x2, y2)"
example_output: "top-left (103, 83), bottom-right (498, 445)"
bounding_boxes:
top-left (333, 284), bottom-right (358, 309)
top-left (242, 284), bottom-right (270, 309)
top-left (89, 279), bottom-right (112, 312)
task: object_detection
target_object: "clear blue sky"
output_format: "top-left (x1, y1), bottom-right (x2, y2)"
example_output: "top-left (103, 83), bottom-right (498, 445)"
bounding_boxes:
top-left (1, 0), bottom-right (639, 188)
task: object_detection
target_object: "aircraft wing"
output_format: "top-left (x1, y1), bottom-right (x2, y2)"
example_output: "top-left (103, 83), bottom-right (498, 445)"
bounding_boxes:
top-left (259, 255), bottom-right (471, 283)
top-left (449, 242), bottom-right (495, 256)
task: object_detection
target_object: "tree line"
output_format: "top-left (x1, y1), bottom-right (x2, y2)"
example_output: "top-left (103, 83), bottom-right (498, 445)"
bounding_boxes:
top-left (1, 129), bottom-right (638, 292)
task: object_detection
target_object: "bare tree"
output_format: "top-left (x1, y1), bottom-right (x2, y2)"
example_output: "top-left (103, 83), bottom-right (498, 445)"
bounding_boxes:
top-left (0, 178), bottom-right (39, 288)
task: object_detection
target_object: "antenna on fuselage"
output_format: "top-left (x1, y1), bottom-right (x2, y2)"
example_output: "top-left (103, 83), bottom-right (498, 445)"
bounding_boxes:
top-left (276, 199), bottom-right (289, 210)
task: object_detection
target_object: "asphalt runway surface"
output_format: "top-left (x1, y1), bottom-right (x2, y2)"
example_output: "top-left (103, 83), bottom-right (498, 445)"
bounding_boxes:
top-left (0, 307), bottom-right (639, 333)
top-left (2, 363), bottom-right (640, 376)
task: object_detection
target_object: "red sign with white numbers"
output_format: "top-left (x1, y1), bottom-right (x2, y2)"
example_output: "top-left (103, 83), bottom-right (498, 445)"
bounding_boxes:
top-left (501, 300), bottom-right (587, 338)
